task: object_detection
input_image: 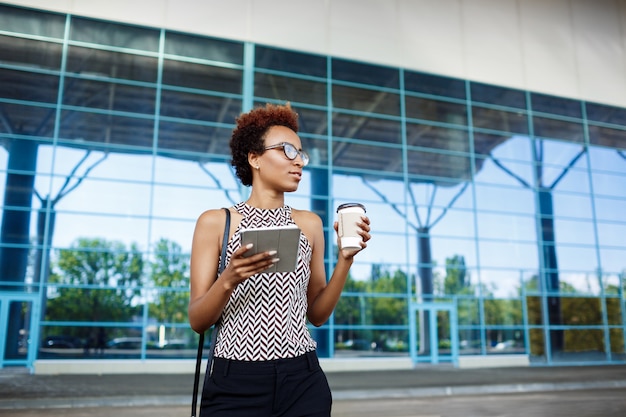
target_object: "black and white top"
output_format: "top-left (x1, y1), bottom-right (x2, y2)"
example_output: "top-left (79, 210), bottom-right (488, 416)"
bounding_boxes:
top-left (213, 202), bottom-right (317, 361)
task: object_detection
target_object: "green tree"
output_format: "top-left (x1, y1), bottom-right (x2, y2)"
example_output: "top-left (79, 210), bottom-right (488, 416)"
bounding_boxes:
top-left (148, 238), bottom-right (190, 333)
top-left (45, 238), bottom-right (144, 339)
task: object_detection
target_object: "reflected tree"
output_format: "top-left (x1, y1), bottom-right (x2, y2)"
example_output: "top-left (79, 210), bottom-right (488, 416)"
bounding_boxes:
top-left (148, 238), bottom-right (190, 336)
top-left (489, 139), bottom-right (587, 351)
top-left (46, 237), bottom-right (144, 343)
top-left (362, 178), bottom-right (469, 353)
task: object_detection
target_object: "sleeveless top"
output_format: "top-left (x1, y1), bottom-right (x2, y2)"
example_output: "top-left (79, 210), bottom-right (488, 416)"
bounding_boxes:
top-left (213, 202), bottom-right (317, 361)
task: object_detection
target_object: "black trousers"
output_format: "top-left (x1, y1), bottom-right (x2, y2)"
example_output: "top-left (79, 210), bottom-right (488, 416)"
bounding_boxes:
top-left (200, 350), bottom-right (332, 417)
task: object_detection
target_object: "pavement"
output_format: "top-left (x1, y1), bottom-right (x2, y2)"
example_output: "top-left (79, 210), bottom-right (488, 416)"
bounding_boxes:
top-left (1, 363), bottom-right (626, 410)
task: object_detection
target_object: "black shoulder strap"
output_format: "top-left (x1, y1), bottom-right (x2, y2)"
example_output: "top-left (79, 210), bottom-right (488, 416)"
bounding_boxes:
top-left (191, 207), bottom-right (230, 417)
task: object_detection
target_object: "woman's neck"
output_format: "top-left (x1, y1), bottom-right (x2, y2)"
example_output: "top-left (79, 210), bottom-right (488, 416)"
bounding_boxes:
top-left (245, 189), bottom-right (284, 209)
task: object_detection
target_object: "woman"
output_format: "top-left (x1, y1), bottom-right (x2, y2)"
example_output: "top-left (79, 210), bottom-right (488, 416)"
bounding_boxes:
top-left (188, 102), bottom-right (371, 416)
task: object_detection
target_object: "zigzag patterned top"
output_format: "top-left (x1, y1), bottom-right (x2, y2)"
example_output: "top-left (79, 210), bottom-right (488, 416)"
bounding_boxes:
top-left (213, 202), bottom-right (317, 361)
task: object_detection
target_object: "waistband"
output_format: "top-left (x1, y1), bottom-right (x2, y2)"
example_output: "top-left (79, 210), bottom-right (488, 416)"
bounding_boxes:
top-left (211, 350), bottom-right (320, 376)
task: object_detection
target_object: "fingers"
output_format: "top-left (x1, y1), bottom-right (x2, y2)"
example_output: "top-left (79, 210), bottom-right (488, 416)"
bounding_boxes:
top-left (226, 244), bottom-right (279, 284)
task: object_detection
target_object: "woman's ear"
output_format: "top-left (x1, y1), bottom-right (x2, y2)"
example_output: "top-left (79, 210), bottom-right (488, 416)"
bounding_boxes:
top-left (248, 152), bottom-right (260, 171)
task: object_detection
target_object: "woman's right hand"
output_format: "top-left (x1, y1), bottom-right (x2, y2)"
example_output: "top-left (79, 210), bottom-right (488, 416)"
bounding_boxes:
top-left (220, 244), bottom-right (279, 289)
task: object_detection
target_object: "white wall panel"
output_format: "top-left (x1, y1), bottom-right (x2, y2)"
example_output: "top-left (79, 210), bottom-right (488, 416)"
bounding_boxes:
top-left (570, 0), bottom-right (626, 106)
top-left (3, 0), bottom-right (626, 107)
top-left (398, 0), bottom-right (466, 79)
top-left (518, 0), bottom-right (580, 101)
top-left (462, 0), bottom-right (525, 90)
top-left (249, 0), bottom-right (328, 53)
top-left (328, 0), bottom-right (402, 65)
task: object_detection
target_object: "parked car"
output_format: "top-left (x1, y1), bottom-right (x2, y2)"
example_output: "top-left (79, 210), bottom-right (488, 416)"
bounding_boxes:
top-left (107, 337), bottom-right (142, 350)
top-left (42, 335), bottom-right (83, 349)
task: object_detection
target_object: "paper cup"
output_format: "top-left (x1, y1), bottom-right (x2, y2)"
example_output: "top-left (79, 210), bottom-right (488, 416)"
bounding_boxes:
top-left (337, 203), bottom-right (366, 249)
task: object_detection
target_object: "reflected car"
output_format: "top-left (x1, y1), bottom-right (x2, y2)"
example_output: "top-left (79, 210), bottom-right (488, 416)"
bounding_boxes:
top-left (42, 335), bottom-right (83, 349)
top-left (107, 337), bottom-right (143, 350)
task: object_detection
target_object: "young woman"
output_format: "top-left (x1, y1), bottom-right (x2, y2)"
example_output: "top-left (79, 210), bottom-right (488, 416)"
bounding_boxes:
top-left (188, 103), bottom-right (371, 416)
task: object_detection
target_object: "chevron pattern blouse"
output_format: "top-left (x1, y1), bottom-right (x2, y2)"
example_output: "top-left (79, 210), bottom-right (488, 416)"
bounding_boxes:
top-left (213, 202), bottom-right (317, 361)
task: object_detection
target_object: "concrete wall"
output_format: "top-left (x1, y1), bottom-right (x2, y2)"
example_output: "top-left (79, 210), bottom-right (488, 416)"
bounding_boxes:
top-left (3, 0), bottom-right (625, 106)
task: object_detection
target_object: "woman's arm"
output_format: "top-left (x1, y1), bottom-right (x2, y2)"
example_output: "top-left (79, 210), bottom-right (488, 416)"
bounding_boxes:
top-left (188, 209), bottom-right (279, 333)
top-left (297, 210), bottom-right (371, 327)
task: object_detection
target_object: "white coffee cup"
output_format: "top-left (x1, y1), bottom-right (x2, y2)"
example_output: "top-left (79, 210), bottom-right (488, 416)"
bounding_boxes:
top-left (336, 203), bottom-right (366, 249)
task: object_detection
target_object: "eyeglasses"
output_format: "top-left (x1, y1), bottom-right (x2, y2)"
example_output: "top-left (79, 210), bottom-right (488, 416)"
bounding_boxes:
top-left (263, 142), bottom-right (310, 166)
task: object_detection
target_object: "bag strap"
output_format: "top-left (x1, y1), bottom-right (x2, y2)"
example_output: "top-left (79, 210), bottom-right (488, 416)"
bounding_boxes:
top-left (191, 207), bottom-right (230, 417)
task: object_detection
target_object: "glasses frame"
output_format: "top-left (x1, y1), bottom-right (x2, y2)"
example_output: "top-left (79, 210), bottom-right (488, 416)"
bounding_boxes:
top-left (263, 142), bottom-right (309, 166)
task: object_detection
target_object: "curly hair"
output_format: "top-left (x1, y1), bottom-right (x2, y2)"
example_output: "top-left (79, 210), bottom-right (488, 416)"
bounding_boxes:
top-left (230, 102), bottom-right (299, 186)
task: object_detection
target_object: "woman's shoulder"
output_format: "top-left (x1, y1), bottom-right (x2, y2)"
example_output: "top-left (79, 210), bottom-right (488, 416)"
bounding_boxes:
top-left (195, 207), bottom-right (232, 228)
top-left (290, 207), bottom-right (323, 227)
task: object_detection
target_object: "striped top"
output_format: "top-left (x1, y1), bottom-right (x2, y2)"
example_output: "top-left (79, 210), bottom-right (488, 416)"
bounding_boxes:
top-left (213, 202), bottom-right (317, 361)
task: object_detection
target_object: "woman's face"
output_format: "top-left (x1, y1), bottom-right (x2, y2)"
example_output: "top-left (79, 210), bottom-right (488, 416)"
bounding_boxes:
top-left (255, 125), bottom-right (305, 192)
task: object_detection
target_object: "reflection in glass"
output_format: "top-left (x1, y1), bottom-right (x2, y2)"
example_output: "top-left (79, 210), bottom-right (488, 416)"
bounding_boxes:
top-left (66, 45), bottom-right (158, 82)
top-left (165, 32), bottom-right (243, 64)
top-left (255, 73), bottom-right (327, 106)
top-left (405, 95), bottom-right (467, 125)
top-left (70, 17), bottom-right (159, 51)
top-left (471, 82), bottom-right (526, 109)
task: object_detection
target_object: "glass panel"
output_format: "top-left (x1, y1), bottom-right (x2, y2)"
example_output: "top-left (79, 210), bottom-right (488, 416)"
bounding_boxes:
top-left (165, 32), bottom-right (244, 64)
top-left (70, 17), bottom-right (160, 52)
top-left (255, 45), bottom-right (326, 77)
top-left (472, 105), bottom-right (529, 134)
top-left (458, 298), bottom-right (480, 325)
top-left (404, 71), bottom-right (466, 100)
top-left (66, 46), bottom-right (158, 83)
top-left (333, 113), bottom-right (401, 144)
top-left (479, 269), bottom-right (526, 298)
top-left (478, 241), bottom-right (538, 270)
top-left (332, 85), bottom-right (400, 116)
top-left (610, 329), bottom-right (625, 355)
top-left (157, 120), bottom-right (232, 156)
top-left (458, 328), bottom-right (481, 354)
top-left (485, 328), bottom-right (526, 353)
top-left (556, 247), bottom-right (599, 273)
top-left (0, 4), bottom-right (66, 38)
top-left (586, 102), bottom-right (626, 125)
top-left (589, 125), bottom-right (626, 150)
top-left (289, 106), bottom-right (328, 136)
top-left (0, 103), bottom-right (56, 138)
top-left (405, 96), bottom-right (467, 125)
top-left (161, 60), bottom-right (242, 93)
top-left (58, 110), bottom-right (154, 150)
top-left (476, 184), bottom-right (534, 214)
top-left (606, 298), bottom-right (622, 325)
top-left (4, 300), bottom-right (32, 360)
top-left (160, 89), bottom-right (241, 122)
top-left (599, 248), bottom-right (626, 275)
top-left (470, 82), bottom-right (526, 109)
top-left (334, 329), bottom-right (377, 357)
top-left (0, 34), bottom-right (63, 71)
top-left (553, 219), bottom-right (595, 244)
top-left (533, 117), bottom-right (584, 143)
top-left (562, 297), bottom-right (602, 325)
top-left (63, 77), bottom-right (156, 114)
top-left (255, 73), bottom-right (327, 106)
top-left (526, 296), bottom-right (543, 325)
top-left (529, 328), bottom-right (545, 356)
top-left (332, 58), bottom-right (399, 89)
top-left (333, 142), bottom-right (402, 174)
top-left (0, 68), bottom-right (60, 103)
top-left (531, 93), bottom-right (582, 118)
top-left (406, 124), bottom-right (470, 156)
top-left (407, 151), bottom-right (472, 184)
top-left (562, 329), bottom-right (605, 355)
top-left (51, 212), bottom-right (150, 248)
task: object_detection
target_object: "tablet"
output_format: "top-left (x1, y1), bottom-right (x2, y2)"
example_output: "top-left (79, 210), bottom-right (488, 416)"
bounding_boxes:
top-left (240, 225), bottom-right (301, 273)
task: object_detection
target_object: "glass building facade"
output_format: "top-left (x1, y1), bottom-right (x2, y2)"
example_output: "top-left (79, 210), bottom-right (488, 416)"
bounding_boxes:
top-left (0, 4), bottom-right (625, 369)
